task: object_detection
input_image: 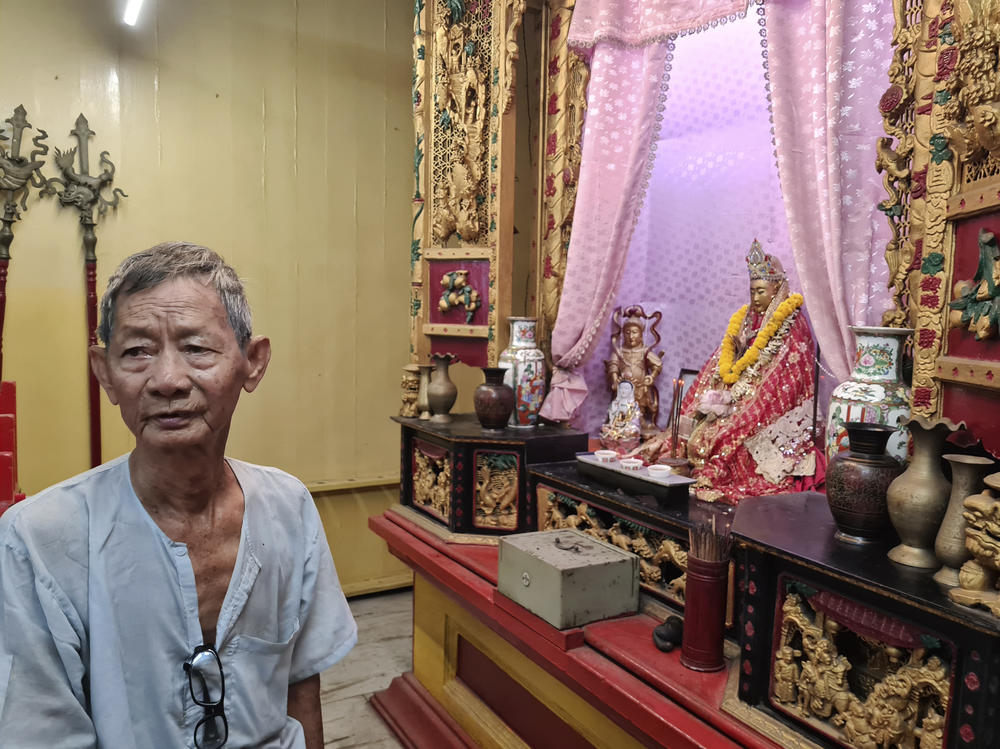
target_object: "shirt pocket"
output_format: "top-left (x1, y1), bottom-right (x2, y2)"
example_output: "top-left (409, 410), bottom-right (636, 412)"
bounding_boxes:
top-left (230, 617), bottom-right (301, 655)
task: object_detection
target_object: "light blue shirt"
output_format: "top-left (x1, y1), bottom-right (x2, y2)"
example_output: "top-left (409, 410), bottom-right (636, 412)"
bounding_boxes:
top-left (0, 454), bottom-right (358, 748)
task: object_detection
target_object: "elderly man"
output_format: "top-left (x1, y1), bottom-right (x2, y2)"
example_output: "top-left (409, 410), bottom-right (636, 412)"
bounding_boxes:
top-left (0, 242), bottom-right (357, 748)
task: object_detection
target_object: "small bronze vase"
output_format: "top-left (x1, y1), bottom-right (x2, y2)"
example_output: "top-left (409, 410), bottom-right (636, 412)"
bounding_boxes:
top-left (825, 422), bottom-right (903, 544)
top-left (933, 454), bottom-right (995, 586)
top-left (887, 415), bottom-right (963, 568)
top-left (427, 354), bottom-right (458, 423)
top-left (474, 367), bottom-right (515, 430)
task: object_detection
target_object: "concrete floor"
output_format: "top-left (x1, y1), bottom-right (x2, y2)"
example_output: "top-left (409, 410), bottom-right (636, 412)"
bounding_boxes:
top-left (320, 588), bottom-right (412, 748)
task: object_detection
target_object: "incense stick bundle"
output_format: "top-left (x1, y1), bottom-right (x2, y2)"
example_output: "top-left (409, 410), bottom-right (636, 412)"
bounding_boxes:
top-left (688, 518), bottom-right (733, 562)
top-left (670, 378), bottom-right (682, 458)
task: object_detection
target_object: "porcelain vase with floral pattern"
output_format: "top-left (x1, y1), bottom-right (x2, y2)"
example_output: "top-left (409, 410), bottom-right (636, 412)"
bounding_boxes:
top-left (826, 326), bottom-right (913, 463)
top-left (498, 317), bottom-right (547, 427)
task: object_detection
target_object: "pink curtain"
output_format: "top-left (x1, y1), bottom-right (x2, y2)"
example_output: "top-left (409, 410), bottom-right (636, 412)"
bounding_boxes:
top-left (572, 8), bottom-right (797, 435)
top-left (766, 0), bottom-right (893, 382)
top-left (541, 0), bottom-right (748, 422)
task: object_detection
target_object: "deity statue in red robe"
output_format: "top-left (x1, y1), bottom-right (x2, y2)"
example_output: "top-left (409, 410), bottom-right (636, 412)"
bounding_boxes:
top-left (639, 241), bottom-right (820, 504)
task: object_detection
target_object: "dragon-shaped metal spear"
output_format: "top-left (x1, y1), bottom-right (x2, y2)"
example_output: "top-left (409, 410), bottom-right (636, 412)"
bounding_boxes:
top-left (0, 105), bottom-right (49, 378)
top-left (43, 113), bottom-right (127, 468)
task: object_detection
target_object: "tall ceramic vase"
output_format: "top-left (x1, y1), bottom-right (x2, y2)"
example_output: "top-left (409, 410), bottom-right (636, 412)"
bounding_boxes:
top-left (933, 454), bottom-right (995, 586)
top-left (498, 317), bottom-right (547, 428)
top-left (886, 416), bottom-right (962, 568)
top-left (427, 353), bottom-right (458, 423)
top-left (826, 326), bottom-right (913, 463)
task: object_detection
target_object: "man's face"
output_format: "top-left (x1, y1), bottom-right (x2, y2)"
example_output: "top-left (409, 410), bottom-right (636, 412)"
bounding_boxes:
top-left (749, 280), bottom-right (778, 315)
top-left (90, 277), bottom-right (270, 455)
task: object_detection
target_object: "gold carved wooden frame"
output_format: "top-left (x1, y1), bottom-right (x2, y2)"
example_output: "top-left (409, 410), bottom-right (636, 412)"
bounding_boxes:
top-left (881, 0), bottom-right (1000, 418)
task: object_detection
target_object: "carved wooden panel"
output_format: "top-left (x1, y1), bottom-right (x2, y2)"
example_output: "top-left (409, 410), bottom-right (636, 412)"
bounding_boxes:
top-left (885, 0), bottom-right (1000, 454)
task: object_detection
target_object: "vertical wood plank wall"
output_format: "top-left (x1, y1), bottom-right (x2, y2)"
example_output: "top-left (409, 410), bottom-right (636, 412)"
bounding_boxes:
top-left (0, 0), bottom-right (414, 593)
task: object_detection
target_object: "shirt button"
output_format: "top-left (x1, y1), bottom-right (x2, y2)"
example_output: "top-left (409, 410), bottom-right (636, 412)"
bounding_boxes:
top-left (175, 546), bottom-right (187, 557)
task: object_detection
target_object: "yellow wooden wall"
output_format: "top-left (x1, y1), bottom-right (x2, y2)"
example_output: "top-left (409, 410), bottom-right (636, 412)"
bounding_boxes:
top-left (0, 0), bottom-right (414, 593)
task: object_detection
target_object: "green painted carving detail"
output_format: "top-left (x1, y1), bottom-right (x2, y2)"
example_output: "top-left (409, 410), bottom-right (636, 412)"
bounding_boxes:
top-left (413, 134), bottom-right (424, 199)
top-left (929, 133), bottom-right (952, 163)
top-left (939, 22), bottom-right (954, 45)
top-left (480, 452), bottom-right (517, 471)
top-left (410, 295), bottom-right (422, 317)
top-left (444, 0), bottom-right (466, 25)
top-left (413, 0), bottom-right (424, 33)
top-left (933, 89), bottom-right (950, 105)
top-left (921, 252), bottom-right (945, 275)
top-left (949, 229), bottom-right (1000, 332)
top-left (787, 580), bottom-right (818, 599)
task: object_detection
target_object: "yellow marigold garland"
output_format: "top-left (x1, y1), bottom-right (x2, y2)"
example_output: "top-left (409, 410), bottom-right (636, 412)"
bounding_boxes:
top-left (718, 293), bottom-right (804, 385)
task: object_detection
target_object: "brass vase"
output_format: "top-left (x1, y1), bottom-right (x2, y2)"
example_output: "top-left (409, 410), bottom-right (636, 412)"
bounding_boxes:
top-left (427, 354), bottom-right (458, 423)
top-left (886, 416), bottom-right (963, 568)
top-left (933, 454), bottom-right (995, 586)
top-left (416, 364), bottom-right (432, 420)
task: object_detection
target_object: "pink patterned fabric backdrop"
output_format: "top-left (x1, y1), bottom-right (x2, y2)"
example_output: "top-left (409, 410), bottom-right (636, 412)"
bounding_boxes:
top-left (541, 0), bottom-right (748, 424)
top-left (574, 9), bottom-right (798, 434)
top-left (568, 0), bottom-right (748, 46)
top-left (766, 0), bottom-right (894, 382)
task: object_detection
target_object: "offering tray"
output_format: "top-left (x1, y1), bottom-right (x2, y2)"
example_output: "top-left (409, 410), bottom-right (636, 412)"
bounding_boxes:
top-left (575, 452), bottom-right (694, 503)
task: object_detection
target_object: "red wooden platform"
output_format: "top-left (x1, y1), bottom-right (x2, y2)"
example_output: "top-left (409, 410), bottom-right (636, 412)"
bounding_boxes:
top-left (369, 510), bottom-right (782, 749)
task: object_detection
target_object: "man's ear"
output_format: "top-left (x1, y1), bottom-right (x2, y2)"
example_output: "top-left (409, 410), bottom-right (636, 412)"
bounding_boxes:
top-left (89, 345), bottom-right (120, 405)
top-left (242, 336), bottom-right (271, 393)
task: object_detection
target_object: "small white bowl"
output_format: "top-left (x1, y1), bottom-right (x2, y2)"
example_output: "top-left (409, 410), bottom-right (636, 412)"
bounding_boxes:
top-left (647, 464), bottom-right (673, 478)
top-left (619, 458), bottom-right (643, 472)
top-left (594, 450), bottom-right (618, 463)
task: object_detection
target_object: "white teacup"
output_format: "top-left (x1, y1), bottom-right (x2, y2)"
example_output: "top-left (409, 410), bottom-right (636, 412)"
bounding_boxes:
top-left (647, 464), bottom-right (673, 478)
top-left (594, 450), bottom-right (618, 463)
top-left (619, 458), bottom-right (643, 472)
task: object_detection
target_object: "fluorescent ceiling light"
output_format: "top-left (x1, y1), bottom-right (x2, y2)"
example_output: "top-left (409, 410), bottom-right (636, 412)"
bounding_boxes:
top-left (123, 0), bottom-right (144, 26)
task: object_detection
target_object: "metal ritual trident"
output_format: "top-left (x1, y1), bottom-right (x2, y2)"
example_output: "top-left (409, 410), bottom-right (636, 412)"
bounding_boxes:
top-left (43, 113), bottom-right (127, 468)
top-left (0, 104), bottom-right (49, 378)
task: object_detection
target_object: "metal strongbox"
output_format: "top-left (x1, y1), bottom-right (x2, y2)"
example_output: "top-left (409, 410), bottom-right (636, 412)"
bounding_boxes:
top-left (497, 529), bottom-right (639, 629)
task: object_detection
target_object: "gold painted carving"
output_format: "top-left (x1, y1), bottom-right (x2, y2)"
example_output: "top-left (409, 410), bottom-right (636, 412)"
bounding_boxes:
top-left (950, 473), bottom-right (1000, 614)
top-left (774, 592), bottom-right (951, 749)
top-left (432, 2), bottom-right (490, 245)
top-left (897, 0), bottom-right (960, 416)
top-left (878, 0), bottom-right (921, 328)
top-left (538, 0), bottom-right (589, 356)
top-left (949, 226), bottom-right (1000, 338)
top-left (939, 0), bottom-right (1000, 171)
top-left (474, 452), bottom-right (519, 529)
top-left (411, 0), bottom-right (429, 361)
top-left (400, 364), bottom-right (421, 418)
top-left (537, 487), bottom-right (687, 603)
top-left (413, 446), bottom-right (452, 521)
top-left (499, 0), bottom-right (527, 115)
top-left (438, 269), bottom-right (482, 322)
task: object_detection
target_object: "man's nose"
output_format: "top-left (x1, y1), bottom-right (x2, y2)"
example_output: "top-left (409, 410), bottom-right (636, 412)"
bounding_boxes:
top-left (147, 348), bottom-right (191, 396)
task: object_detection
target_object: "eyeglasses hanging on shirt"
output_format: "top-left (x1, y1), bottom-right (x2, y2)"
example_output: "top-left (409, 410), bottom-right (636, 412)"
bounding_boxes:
top-left (184, 645), bottom-right (229, 749)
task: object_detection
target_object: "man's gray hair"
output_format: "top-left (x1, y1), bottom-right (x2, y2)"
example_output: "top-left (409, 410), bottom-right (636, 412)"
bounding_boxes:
top-left (97, 241), bottom-right (252, 349)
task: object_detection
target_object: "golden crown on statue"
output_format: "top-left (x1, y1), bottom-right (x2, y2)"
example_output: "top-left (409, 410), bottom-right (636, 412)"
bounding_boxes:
top-left (745, 239), bottom-right (786, 282)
